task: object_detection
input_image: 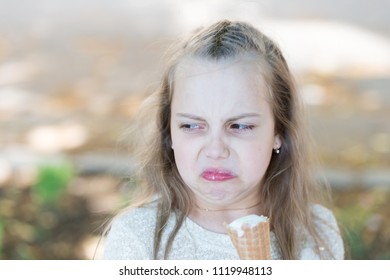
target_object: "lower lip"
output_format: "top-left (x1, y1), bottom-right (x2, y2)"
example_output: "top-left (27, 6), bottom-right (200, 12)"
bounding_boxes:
top-left (201, 170), bottom-right (236, 182)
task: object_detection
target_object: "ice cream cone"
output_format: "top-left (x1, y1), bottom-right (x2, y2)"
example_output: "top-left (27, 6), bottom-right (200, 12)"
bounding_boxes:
top-left (225, 215), bottom-right (271, 260)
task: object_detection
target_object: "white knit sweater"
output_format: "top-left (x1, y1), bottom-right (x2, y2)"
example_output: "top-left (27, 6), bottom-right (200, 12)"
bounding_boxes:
top-left (104, 203), bottom-right (344, 260)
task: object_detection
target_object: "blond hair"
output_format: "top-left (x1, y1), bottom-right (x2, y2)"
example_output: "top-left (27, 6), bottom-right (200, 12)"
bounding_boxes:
top-left (127, 20), bottom-right (332, 259)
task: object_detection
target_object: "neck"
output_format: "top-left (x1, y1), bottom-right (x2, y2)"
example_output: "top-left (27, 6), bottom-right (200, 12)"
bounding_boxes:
top-left (188, 202), bottom-right (263, 234)
top-left (194, 201), bottom-right (261, 212)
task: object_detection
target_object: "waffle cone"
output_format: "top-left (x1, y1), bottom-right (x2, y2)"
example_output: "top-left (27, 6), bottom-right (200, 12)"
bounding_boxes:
top-left (225, 219), bottom-right (271, 260)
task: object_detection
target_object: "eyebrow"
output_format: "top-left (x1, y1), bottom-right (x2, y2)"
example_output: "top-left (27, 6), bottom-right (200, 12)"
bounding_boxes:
top-left (175, 113), bottom-right (262, 122)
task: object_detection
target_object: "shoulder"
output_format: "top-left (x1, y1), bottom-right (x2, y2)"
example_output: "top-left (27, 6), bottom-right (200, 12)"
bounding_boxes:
top-left (311, 204), bottom-right (338, 226)
top-left (103, 204), bottom-right (158, 259)
top-left (303, 204), bottom-right (344, 259)
top-left (310, 204), bottom-right (342, 241)
top-left (113, 204), bottom-right (158, 233)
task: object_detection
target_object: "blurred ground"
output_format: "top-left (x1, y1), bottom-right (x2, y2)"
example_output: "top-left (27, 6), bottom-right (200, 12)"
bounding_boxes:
top-left (0, 0), bottom-right (389, 259)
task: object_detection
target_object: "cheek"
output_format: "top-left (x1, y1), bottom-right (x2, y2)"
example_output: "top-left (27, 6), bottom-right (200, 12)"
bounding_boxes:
top-left (172, 136), bottom-right (200, 174)
top-left (237, 142), bottom-right (273, 181)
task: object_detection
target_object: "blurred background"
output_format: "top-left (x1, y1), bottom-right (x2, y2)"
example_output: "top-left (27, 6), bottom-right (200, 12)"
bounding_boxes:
top-left (0, 0), bottom-right (389, 259)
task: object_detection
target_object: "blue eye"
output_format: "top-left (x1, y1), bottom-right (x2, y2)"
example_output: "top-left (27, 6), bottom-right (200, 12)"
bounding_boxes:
top-left (230, 123), bottom-right (255, 131)
top-left (180, 123), bottom-right (204, 132)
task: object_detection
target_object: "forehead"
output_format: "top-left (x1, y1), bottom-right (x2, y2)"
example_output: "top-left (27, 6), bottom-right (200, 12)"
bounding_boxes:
top-left (172, 56), bottom-right (272, 115)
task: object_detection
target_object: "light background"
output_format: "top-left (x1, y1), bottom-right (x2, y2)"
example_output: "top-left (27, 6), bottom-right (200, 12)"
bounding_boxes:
top-left (0, 0), bottom-right (389, 259)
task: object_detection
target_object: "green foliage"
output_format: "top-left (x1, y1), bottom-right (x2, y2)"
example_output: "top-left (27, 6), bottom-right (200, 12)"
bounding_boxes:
top-left (33, 161), bottom-right (74, 205)
top-left (0, 218), bottom-right (4, 256)
top-left (337, 205), bottom-right (370, 259)
top-left (334, 189), bottom-right (390, 260)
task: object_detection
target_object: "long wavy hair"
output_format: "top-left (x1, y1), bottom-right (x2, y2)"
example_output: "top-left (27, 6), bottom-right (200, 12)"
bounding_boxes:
top-left (126, 20), bottom-right (332, 259)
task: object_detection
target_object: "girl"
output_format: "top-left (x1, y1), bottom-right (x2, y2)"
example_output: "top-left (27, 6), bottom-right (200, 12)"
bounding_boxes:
top-left (104, 20), bottom-right (344, 259)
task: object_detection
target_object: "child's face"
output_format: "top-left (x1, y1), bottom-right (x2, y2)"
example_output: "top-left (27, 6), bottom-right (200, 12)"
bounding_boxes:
top-left (170, 57), bottom-right (281, 209)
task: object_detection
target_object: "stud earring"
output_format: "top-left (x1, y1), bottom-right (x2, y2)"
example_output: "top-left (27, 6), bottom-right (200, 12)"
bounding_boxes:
top-left (274, 148), bottom-right (280, 154)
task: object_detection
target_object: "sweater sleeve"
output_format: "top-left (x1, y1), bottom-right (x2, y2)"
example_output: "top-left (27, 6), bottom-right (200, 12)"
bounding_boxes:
top-left (103, 211), bottom-right (151, 260)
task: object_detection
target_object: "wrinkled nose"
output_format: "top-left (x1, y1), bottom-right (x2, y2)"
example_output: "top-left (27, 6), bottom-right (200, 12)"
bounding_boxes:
top-left (204, 136), bottom-right (230, 160)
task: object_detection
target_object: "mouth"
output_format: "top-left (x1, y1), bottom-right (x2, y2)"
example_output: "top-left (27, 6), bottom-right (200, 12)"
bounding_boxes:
top-left (201, 168), bottom-right (236, 182)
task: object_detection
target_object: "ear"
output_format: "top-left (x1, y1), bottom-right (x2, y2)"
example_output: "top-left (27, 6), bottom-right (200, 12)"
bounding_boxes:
top-left (274, 134), bottom-right (282, 149)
